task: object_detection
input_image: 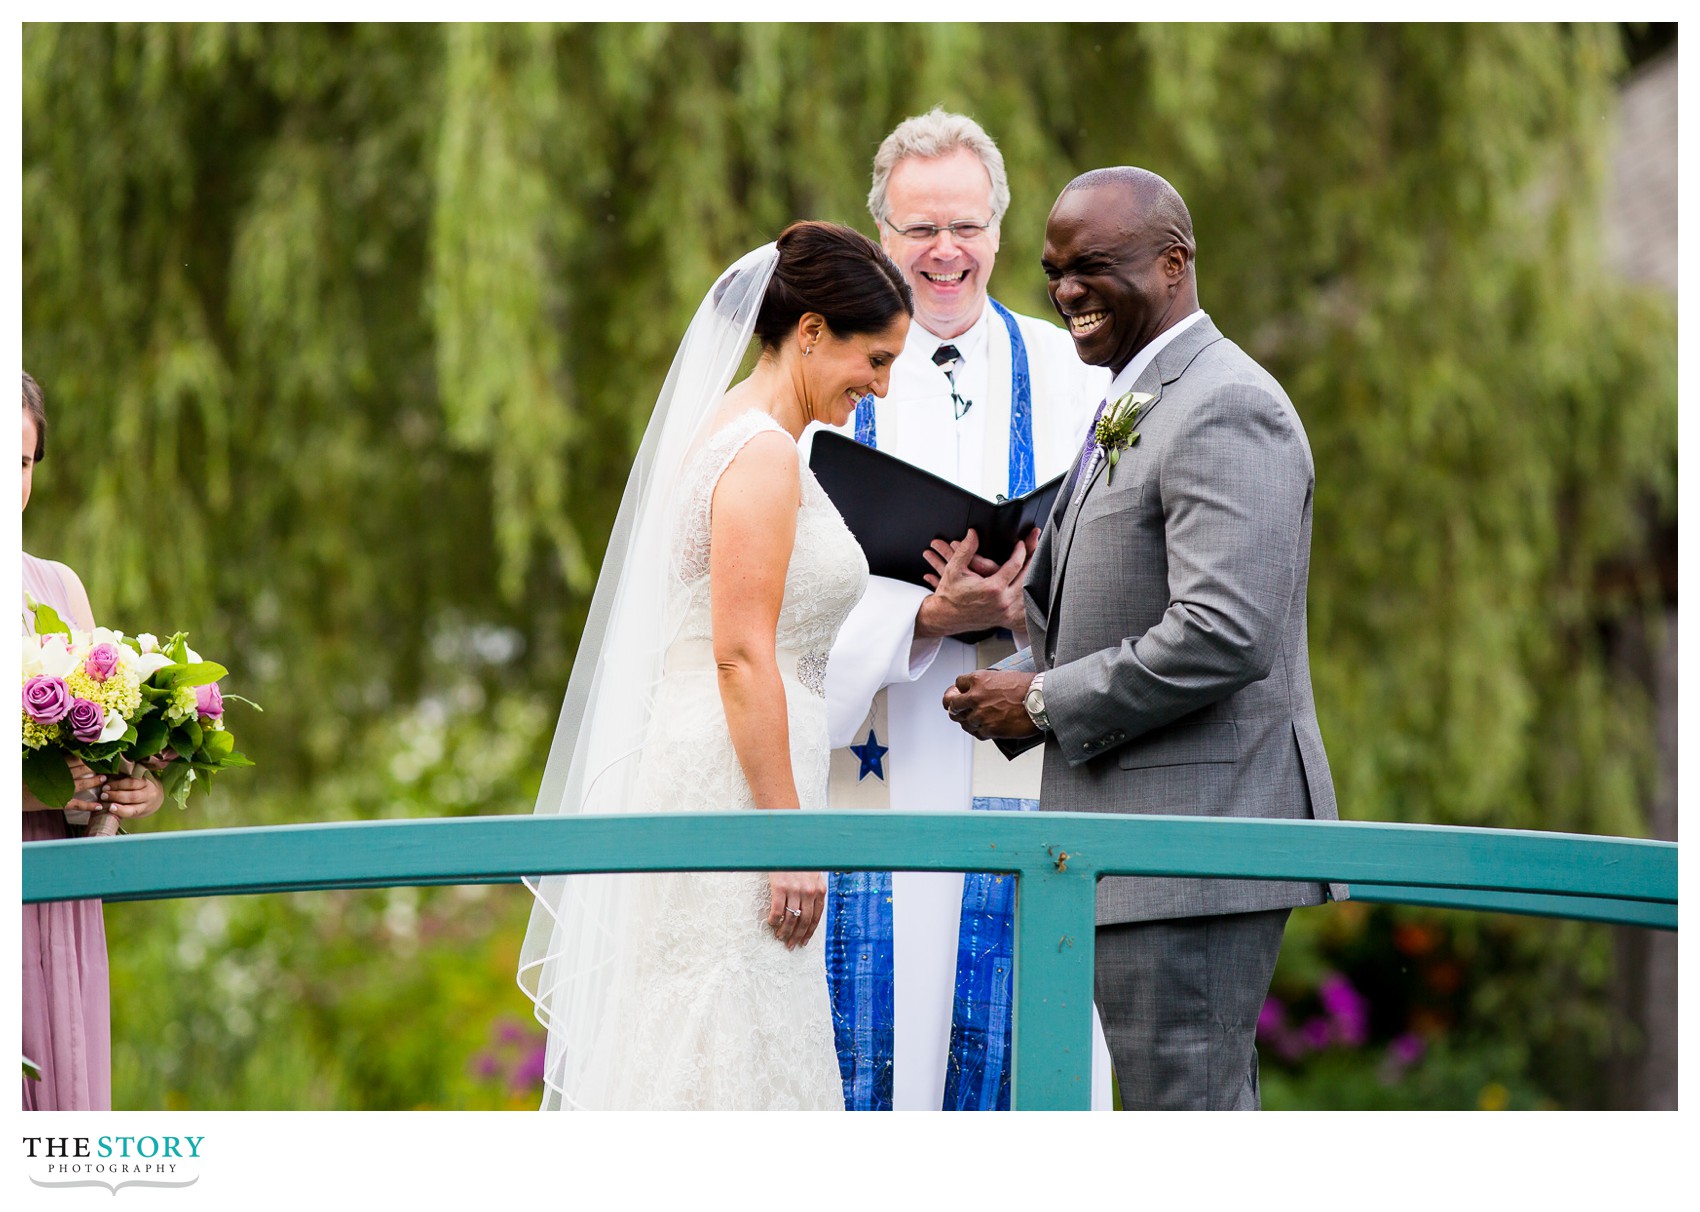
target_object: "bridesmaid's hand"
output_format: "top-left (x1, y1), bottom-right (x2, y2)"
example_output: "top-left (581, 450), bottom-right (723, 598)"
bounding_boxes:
top-left (767, 870), bottom-right (827, 950)
top-left (98, 762), bottom-right (166, 821)
top-left (61, 758), bottom-right (107, 810)
top-left (138, 748), bottom-right (180, 774)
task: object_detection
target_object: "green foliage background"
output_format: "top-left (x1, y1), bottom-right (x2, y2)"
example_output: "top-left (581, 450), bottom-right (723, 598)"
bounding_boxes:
top-left (21, 23), bottom-right (1675, 1109)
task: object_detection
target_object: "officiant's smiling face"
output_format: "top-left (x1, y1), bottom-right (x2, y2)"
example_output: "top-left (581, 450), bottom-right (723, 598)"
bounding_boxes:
top-left (879, 148), bottom-right (1001, 340)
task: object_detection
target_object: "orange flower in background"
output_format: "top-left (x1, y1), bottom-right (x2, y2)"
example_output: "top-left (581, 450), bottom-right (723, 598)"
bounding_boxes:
top-left (1393, 921), bottom-right (1439, 957)
top-left (1424, 960), bottom-right (1463, 995)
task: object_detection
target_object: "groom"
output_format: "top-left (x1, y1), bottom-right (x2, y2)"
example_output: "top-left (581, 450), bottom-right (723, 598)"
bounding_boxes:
top-left (944, 166), bottom-right (1344, 1109)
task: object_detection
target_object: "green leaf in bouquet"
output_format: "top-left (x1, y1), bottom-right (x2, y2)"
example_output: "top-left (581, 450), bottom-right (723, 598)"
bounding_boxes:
top-left (181, 719), bottom-right (204, 752)
top-left (219, 750), bottom-right (256, 769)
top-left (81, 741), bottom-right (131, 768)
top-left (23, 747), bottom-right (76, 808)
top-left (159, 763), bottom-right (196, 811)
top-left (201, 729), bottom-right (235, 761)
top-left (162, 661), bottom-right (228, 690)
top-left (23, 1055), bottom-right (42, 1082)
top-left (132, 715), bottom-right (171, 758)
top-left (27, 600), bottom-right (72, 638)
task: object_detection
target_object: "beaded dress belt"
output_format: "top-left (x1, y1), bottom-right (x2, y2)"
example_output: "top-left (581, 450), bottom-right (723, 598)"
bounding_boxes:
top-left (662, 639), bottom-right (829, 697)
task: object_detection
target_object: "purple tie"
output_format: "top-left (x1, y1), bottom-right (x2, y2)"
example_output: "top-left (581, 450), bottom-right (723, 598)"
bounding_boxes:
top-left (1062, 396), bottom-right (1109, 507)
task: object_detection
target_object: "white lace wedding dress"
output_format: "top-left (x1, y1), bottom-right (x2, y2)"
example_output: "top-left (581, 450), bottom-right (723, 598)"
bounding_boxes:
top-left (588, 409), bottom-right (867, 1109)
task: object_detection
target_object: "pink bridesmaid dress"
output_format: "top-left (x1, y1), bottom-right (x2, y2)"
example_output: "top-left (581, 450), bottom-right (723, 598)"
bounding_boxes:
top-left (21, 551), bottom-right (112, 1110)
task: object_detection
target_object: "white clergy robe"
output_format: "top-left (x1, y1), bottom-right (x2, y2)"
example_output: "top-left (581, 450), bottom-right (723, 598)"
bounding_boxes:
top-left (808, 299), bottom-right (1114, 1110)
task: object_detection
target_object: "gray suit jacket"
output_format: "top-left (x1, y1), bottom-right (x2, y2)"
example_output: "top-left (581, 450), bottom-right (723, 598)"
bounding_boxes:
top-left (1016, 316), bottom-right (1344, 924)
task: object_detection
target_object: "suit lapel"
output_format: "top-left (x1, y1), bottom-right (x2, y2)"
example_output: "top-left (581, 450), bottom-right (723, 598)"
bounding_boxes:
top-left (1043, 317), bottom-right (1225, 636)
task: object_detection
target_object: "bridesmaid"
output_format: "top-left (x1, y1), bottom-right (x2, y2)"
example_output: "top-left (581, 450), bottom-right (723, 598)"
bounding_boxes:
top-left (21, 370), bottom-right (165, 1110)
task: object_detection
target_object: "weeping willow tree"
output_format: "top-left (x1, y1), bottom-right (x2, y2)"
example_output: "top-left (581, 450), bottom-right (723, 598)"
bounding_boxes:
top-left (21, 23), bottom-right (1674, 1108)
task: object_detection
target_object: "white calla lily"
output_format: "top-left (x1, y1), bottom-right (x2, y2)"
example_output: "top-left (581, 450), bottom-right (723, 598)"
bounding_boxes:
top-left (98, 709), bottom-right (128, 744)
top-left (29, 634), bottom-right (80, 680)
top-left (132, 651), bottom-right (176, 681)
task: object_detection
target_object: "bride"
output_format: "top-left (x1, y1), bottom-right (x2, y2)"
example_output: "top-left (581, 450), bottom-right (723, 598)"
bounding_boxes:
top-left (518, 223), bottom-right (913, 1109)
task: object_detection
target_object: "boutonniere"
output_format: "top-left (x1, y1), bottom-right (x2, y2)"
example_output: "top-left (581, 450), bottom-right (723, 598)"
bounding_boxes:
top-left (1094, 390), bottom-right (1153, 484)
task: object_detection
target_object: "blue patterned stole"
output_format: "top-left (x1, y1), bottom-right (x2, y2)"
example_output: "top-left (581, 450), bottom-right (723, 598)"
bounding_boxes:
top-left (828, 301), bottom-right (1034, 1111)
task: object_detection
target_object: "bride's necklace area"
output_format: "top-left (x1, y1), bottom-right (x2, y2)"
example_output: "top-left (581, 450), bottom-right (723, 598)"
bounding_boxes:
top-left (726, 359), bottom-right (809, 440)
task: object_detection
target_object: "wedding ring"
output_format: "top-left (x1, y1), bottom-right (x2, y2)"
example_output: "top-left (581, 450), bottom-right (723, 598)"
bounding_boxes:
top-left (786, 907), bottom-right (803, 917)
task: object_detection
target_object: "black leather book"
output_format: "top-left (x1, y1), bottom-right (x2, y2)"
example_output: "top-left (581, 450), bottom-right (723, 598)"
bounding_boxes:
top-left (808, 430), bottom-right (1062, 590)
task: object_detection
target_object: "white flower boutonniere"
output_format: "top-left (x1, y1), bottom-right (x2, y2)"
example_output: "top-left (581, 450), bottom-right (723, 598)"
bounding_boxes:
top-left (1094, 390), bottom-right (1154, 484)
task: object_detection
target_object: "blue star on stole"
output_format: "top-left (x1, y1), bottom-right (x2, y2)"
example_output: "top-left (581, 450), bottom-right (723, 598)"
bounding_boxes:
top-left (849, 729), bottom-right (888, 781)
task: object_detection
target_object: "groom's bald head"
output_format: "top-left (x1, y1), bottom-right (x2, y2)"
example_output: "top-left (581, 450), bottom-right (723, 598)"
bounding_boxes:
top-left (1062, 167), bottom-right (1196, 265)
top-left (1043, 167), bottom-right (1201, 374)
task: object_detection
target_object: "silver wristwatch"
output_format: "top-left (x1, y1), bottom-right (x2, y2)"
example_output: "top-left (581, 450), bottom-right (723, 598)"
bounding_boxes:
top-left (1023, 671), bottom-right (1051, 733)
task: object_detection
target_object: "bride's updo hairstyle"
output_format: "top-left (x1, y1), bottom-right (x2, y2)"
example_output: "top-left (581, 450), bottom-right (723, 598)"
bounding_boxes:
top-left (751, 221), bottom-right (912, 350)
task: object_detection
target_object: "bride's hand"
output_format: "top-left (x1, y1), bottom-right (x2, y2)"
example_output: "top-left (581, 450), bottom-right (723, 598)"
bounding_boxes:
top-left (767, 870), bottom-right (827, 950)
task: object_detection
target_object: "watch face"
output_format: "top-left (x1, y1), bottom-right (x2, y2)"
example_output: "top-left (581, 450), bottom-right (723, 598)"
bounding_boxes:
top-left (1026, 687), bottom-right (1043, 712)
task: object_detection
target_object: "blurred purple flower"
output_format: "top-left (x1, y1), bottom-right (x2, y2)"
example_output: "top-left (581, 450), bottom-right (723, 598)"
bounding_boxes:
top-left (472, 1052), bottom-right (501, 1080)
top-left (1318, 972), bottom-right (1365, 1020)
top-left (1387, 1032), bottom-right (1426, 1067)
top-left (1256, 997), bottom-right (1287, 1036)
top-left (1300, 1017), bottom-right (1334, 1050)
top-left (497, 1019), bottom-right (527, 1046)
top-left (1318, 972), bottom-right (1370, 1046)
top-left (514, 1044), bottom-right (546, 1090)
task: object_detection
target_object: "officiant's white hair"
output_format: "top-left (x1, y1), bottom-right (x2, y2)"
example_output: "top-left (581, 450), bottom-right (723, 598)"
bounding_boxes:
top-left (868, 107), bottom-right (1011, 226)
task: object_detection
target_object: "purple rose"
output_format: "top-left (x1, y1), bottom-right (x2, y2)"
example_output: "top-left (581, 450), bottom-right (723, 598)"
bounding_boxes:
top-left (23, 675), bottom-right (72, 725)
top-left (68, 697), bottom-right (105, 744)
top-left (83, 642), bottom-right (121, 682)
top-left (195, 682), bottom-right (224, 720)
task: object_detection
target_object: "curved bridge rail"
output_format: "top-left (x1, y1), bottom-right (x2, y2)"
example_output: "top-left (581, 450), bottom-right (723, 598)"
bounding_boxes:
top-left (22, 812), bottom-right (1677, 1110)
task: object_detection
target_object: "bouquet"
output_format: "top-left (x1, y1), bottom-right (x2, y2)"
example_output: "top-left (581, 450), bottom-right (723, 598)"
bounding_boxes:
top-left (21, 600), bottom-right (257, 830)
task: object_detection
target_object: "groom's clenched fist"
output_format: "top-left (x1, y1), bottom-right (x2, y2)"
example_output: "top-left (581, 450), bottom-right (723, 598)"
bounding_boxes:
top-left (944, 670), bottom-right (1040, 741)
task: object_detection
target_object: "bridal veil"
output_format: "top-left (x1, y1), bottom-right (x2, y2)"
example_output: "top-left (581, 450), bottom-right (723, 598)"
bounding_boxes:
top-left (516, 243), bottom-right (781, 1109)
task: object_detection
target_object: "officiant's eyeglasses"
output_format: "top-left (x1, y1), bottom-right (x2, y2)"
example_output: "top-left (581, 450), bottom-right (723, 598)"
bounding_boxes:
top-left (883, 218), bottom-right (994, 242)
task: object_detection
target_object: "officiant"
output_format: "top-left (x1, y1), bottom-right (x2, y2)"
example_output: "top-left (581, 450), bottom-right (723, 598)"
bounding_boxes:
top-left (810, 109), bottom-right (1109, 1111)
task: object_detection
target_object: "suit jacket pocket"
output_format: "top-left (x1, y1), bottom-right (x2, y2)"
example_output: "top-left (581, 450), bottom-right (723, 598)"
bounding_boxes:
top-left (1077, 476), bottom-right (1146, 527)
top-left (1116, 720), bottom-right (1240, 769)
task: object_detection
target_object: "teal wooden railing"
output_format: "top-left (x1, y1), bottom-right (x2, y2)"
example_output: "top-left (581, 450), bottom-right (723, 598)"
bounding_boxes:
top-left (22, 812), bottom-right (1677, 1109)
